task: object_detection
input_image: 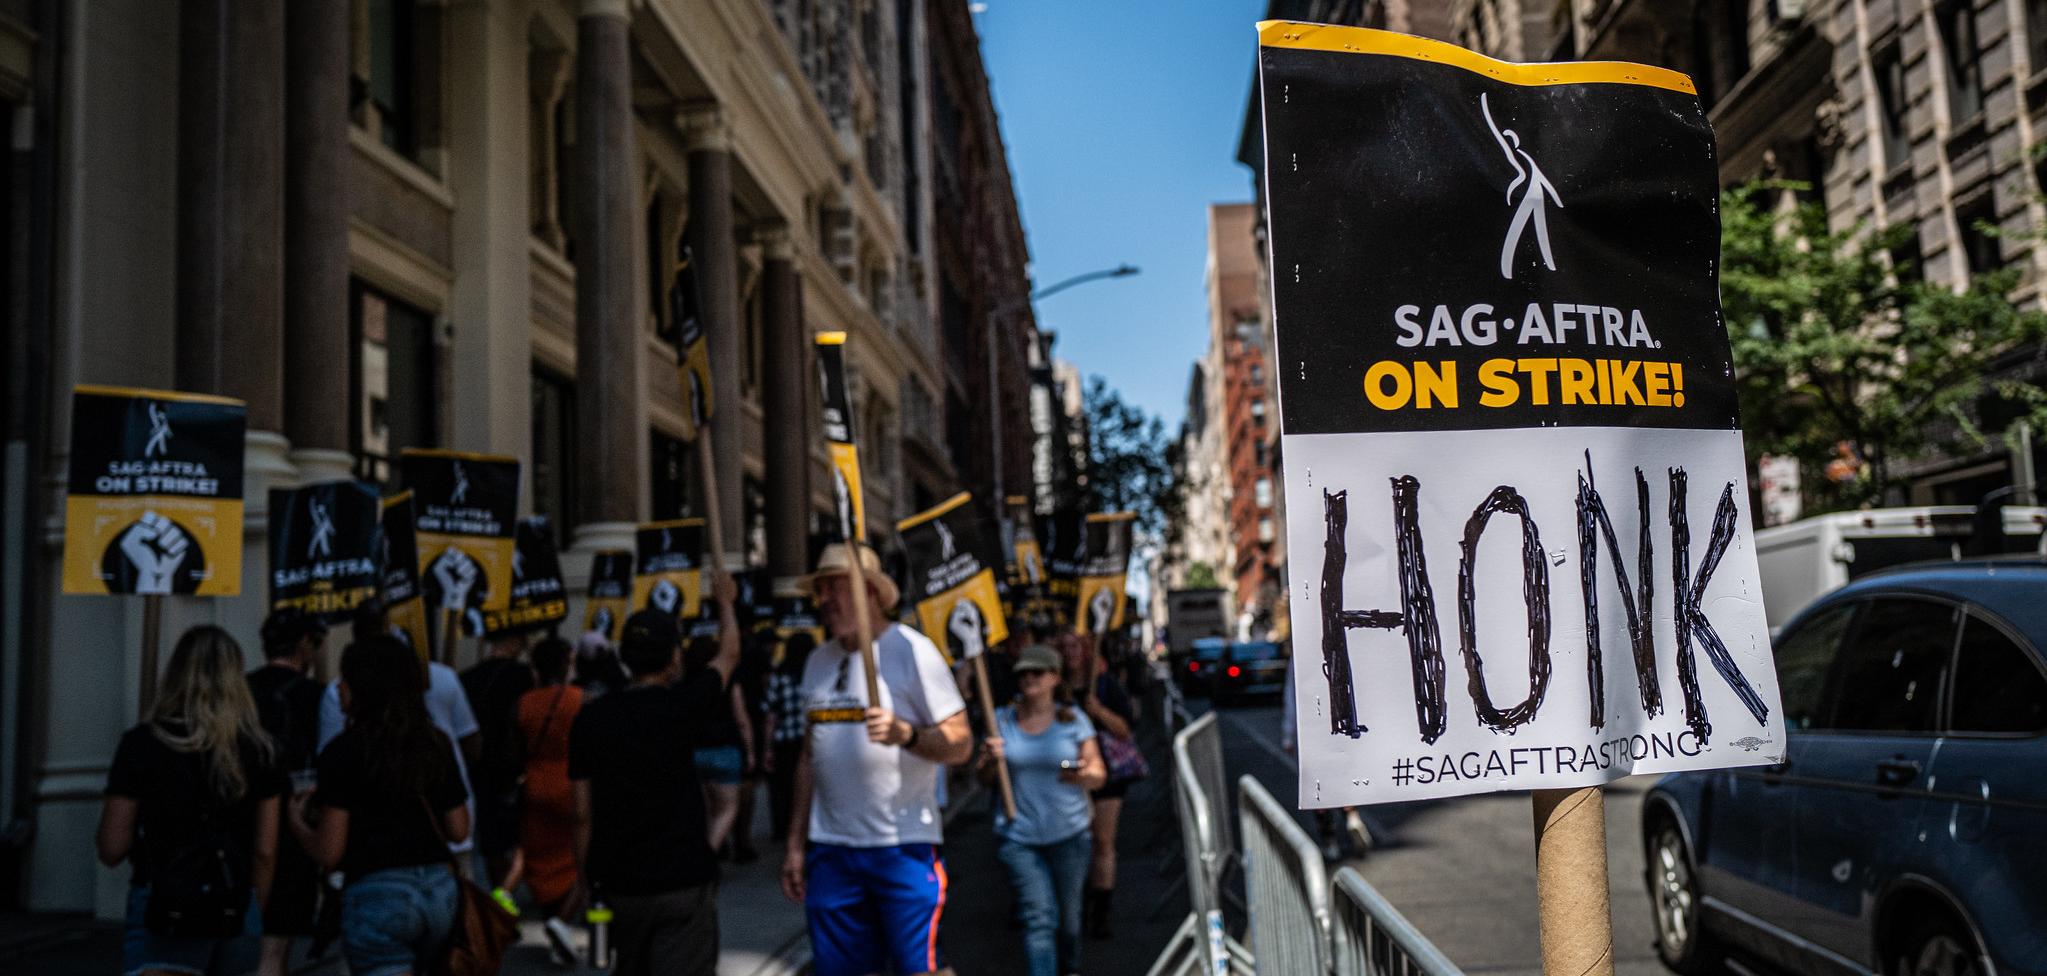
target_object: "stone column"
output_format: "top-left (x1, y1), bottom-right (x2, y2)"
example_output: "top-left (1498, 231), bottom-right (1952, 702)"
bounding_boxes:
top-left (445, 0), bottom-right (536, 476)
top-left (283, 0), bottom-right (354, 484)
top-left (219, 0), bottom-right (285, 434)
top-left (681, 106), bottom-right (745, 565)
top-left (569, 0), bottom-right (641, 550)
top-left (175, 0), bottom-right (227, 394)
top-left (758, 227), bottom-right (809, 586)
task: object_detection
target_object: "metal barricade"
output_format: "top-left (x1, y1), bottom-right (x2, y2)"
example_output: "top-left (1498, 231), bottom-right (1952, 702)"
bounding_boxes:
top-left (1328, 867), bottom-right (1461, 976)
top-left (1146, 711), bottom-right (1252, 976)
top-left (1236, 775), bottom-right (1331, 976)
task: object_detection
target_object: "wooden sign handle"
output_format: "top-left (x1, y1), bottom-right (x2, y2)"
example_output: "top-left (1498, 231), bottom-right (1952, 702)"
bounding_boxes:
top-left (971, 654), bottom-right (1018, 820)
top-left (437, 606), bottom-right (458, 667)
top-left (138, 595), bottom-right (163, 721)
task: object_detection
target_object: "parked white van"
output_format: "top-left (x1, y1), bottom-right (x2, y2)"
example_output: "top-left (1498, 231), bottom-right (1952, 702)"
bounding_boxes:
top-left (1754, 505), bottom-right (2047, 630)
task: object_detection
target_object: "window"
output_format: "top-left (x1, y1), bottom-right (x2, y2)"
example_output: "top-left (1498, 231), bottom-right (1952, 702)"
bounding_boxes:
top-left (2032, 0), bottom-right (2047, 76)
top-left (350, 280), bottom-right (435, 484)
top-left (1774, 603), bottom-right (1858, 730)
top-left (1250, 399), bottom-right (1267, 425)
top-left (742, 475), bottom-right (768, 569)
top-left (1822, 597), bottom-right (1956, 733)
top-left (531, 369), bottom-right (576, 548)
top-left (1873, 44), bottom-right (1911, 170)
top-left (356, 0), bottom-right (436, 163)
top-left (1955, 196), bottom-right (2001, 277)
top-left (650, 429), bottom-right (695, 521)
top-left (1949, 614), bottom-right (2047, 733)
top-left (1254, 478), bottom-right (1273, 508)
top-left (1939, 1), bottom-right (1985, 123)
top-left (1888, 228), bottom-right (1925, 283)
top-left (1258, 518), bottom-right (1274, 543)
top-left (1248, 363), bottom-right (1263, 385)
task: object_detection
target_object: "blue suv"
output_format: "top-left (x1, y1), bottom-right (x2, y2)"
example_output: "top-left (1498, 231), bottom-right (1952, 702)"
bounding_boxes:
top-left (1641, 559), bottom-right (2047, 976)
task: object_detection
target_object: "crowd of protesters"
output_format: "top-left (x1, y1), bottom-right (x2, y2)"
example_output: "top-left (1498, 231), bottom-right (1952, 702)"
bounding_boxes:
top-left (94, 541), bottom-right (1154, 976)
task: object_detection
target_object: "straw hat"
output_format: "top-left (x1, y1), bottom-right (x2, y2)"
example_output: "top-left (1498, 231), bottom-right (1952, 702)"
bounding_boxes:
top-left (800, 542), bottom-right (900, 611)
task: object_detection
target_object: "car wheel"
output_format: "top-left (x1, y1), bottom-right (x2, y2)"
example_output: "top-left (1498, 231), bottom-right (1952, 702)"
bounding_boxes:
top-left (1648, 822), bottom-right (1718, 975)
top-left (1892, 916), bottom-right (1985, 976)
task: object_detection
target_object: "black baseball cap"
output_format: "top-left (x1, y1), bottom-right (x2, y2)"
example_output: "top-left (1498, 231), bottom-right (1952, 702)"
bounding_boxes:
top-left (619, 608), bottom-right (682, 675)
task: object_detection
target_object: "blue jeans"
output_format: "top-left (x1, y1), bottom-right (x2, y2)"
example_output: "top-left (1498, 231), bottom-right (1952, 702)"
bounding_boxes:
top-left (995, 831), bottom-right (1092, 976)
top-left (122, 884), bottom-right (262, 976)
top-left (341, 864), bottom-right (459, 976)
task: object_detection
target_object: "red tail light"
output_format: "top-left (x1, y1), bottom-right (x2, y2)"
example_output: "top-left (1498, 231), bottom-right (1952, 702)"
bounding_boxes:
top-left (1188, 661), bottom-right (1200, 672)
top-left (1227, 665), bottom-right (1242, 678)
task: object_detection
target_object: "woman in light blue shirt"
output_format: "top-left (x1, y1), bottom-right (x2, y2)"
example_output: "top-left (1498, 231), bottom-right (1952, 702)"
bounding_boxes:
top-left (978, 644), bottom-right (1106, 976)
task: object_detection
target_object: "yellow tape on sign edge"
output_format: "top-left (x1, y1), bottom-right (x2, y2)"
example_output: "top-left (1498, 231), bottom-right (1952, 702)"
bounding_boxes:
top-left (399, 446), bottom-right (521, 465)
top-left (1256, 20), bottom-right (1697, 95)
top-left (815, 331), bottom-right (847, 346)
top-left (897, 491), bottom-right (974, 532)
top-left (73, 384), bottom-right (247, 407)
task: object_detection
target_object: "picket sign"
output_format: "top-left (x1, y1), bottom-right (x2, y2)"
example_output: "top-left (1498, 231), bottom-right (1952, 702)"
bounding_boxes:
top-left (694, 433), bottom-right (733, 596)
top-left (816, 331), bottom-right (881, 707)
top-left (61, 385), bottom-right (249, 719)
top-left (1258, 22), bottom-right (1785, 973)
top-left (899, 492), bottom-right (1017, 819)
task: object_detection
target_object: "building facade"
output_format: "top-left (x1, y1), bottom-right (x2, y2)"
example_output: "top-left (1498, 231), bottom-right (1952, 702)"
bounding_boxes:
top-left (1483, 0), bottom-right (2047, 504)
top-left (0, 0), bottom-right (1036, 914)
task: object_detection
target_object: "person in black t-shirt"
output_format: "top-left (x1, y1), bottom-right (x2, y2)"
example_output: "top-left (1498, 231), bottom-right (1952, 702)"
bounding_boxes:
top-left (569, 573), bottom-right (741, 976)
top-left (99, 625), bottom-right (286, 976)
top-left (296, 637), bottom-right (471, 976)
top-left (459, 626), bottom-right (537, 887)
top-left (246, 609), bottom-right (329, 976)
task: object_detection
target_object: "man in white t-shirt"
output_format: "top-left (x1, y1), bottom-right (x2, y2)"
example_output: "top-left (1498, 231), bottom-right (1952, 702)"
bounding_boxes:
top-left (780, 543), bottom-right (971, 976)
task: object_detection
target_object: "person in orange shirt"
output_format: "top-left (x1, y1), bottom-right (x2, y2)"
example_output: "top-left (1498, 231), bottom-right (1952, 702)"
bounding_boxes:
top-left (515, 636), bottom-right (584, 962)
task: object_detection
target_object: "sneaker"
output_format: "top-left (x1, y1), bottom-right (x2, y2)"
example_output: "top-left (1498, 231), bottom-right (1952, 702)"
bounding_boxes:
top-left (543, 917), bottom-right (577, 966)
top-left (1320, 836), bottom-right (1344, 863)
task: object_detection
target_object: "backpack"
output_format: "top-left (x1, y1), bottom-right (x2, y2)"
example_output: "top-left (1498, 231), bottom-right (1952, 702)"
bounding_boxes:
top-left (144, 760), bottom-right (250, 938)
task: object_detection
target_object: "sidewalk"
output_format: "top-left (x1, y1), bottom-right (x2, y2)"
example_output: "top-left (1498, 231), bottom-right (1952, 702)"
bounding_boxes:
top-left (1, 731), bottom-right (1177, 976)
top-left (0, 788), bottom-right (810, 976)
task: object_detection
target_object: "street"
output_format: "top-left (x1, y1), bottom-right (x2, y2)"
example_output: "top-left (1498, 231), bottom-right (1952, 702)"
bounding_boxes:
top-left (1209, 701), bottom-right (1669, 976)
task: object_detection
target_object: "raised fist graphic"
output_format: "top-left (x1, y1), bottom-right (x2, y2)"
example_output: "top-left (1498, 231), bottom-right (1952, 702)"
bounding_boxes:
top-left (649, 578), bottom-right (682, 616)
top-left (1088, 587), bottom-right (1116, 635)
top-left (430, 546), bottom-right (480, 612)
top-left (121, 511), bottom-right (190, 595)
top-left (947, 598), bottom-right (986, 660)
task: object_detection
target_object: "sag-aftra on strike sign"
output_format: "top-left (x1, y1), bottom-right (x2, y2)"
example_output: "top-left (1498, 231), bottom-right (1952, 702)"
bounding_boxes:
top-left (1259, 23), bottom-right (1784, 807)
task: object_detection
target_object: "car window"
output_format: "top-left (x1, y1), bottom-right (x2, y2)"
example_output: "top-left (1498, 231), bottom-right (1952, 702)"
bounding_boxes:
top-left (1774, 603), bottom-right (1857, 731)
top-left (1948, 613), bottom-right (2047, 734)
top-left (1821, 597), bottom-right (1955, 734)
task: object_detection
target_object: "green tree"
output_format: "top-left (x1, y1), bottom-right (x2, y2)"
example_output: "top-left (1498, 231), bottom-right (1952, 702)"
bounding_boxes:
top-left (1720, 181), bottom-right (2047, 510)
top-left (1081, 376), bottom-right (1184, 542)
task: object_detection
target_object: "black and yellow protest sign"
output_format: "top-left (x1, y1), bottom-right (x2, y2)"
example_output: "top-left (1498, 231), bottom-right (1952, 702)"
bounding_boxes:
top-left (63, 386), bottom-right (247, 596)
top-left (269, 481), bottom-right (382, 621)
top-left (380, 491), bottom-right (431, 656)
top-left (815, 332), bottom-right (866, 541)
top-left (672, 246), bottom-right (715, 442)
top-left (1074, 512), bottom-right (1133, 635)
top-left (899, 493), bottom-right (1010, 663)
top-left (769, 594), bottom-right (825, 650)
top-left (1006, 495), bottom-right (1045, 588)
top-left (1259, 23), bottom-right (1779, 810)
top-left (1039, 508), bottom-right (1086, 624)
top-left (584, 549), bottom-right (633, 641)
top-left (633, 518), bottom-right (705, 621)
top-left (483, 517), bottom-right (568, 636)
top-left (401, 449), bottom-right (520, 638)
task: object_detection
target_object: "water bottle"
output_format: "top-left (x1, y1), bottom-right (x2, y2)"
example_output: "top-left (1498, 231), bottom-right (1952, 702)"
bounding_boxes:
top-left (586, 897), bottom-right (614, 969)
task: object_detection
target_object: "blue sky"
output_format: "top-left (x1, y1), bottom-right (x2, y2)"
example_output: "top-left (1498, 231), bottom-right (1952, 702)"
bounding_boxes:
top-left (976, 0), bottom-right (1267, 429)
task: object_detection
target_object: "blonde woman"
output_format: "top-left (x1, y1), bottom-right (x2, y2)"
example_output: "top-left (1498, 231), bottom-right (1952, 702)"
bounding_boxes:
top-left (99, 625), bottom-right (286, 976)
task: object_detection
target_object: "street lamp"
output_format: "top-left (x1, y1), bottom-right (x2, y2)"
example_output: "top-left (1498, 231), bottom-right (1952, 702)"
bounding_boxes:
top-left (987, 264), bottom-right (1140, 511)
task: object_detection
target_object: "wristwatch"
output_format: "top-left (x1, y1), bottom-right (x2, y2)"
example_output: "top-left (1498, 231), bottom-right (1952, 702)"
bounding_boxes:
top-left (903, 722), bottom-right (920, 749)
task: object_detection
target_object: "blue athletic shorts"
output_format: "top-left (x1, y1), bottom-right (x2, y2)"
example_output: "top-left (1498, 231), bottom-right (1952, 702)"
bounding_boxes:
top-left (805, 843), bottom-right (947, 976)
